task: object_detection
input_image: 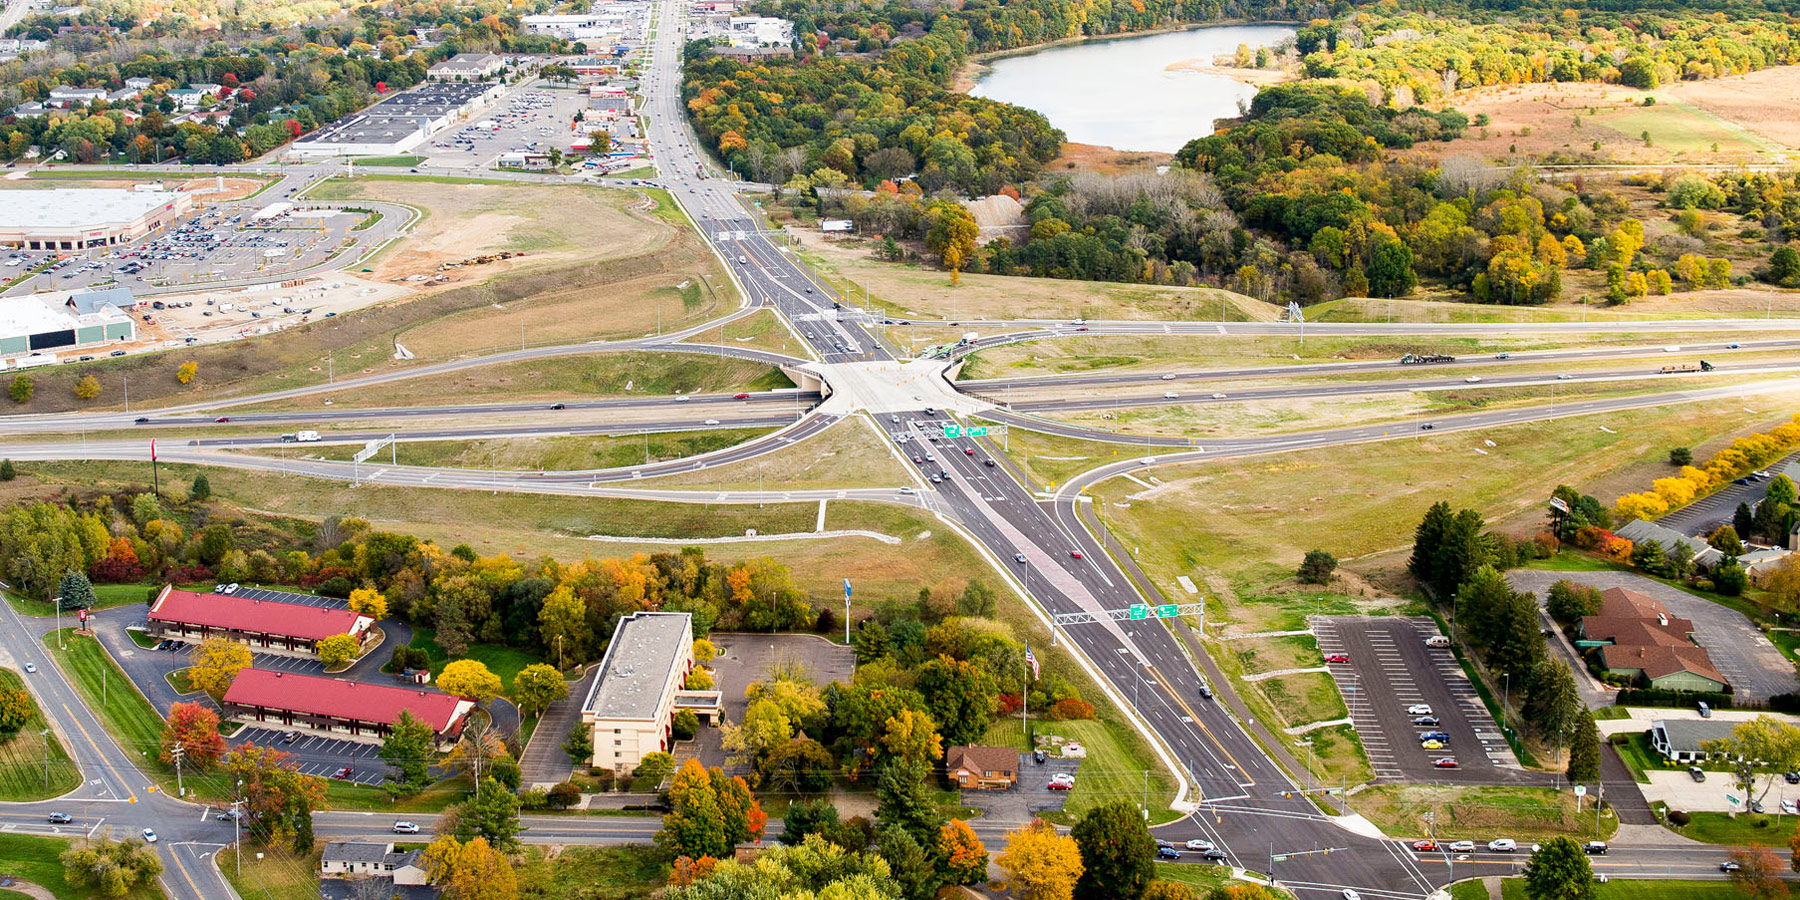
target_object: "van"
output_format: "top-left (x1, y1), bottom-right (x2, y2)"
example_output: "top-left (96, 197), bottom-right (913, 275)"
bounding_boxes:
top-left (1698, 701), bottom-right (1712, 718)
top-left (1424, 635), bottom-right (1451, 648)
top-left (218, 302), bottom-right (235, 312)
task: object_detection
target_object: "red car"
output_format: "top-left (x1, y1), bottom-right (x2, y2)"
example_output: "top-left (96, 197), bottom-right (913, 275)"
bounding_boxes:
top-left (1433, 758), bottom-right (1459, 769)
top-left (734, 393), bottom-right (750, 400)
top-left (1070, 550), bottom-right (1083, 559)
top-left (1413, 840), bottom-right (1438, 852)
top-left (214, 416), bottom-right (230, 423)
top-left (1325, 653), bottom-right (1350, 663)
top-left (964, 448), bottom-right (976, 456)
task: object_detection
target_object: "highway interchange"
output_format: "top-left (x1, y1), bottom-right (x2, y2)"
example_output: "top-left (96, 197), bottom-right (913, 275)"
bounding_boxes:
top-left (3, 1), bottom-right (1800, 898)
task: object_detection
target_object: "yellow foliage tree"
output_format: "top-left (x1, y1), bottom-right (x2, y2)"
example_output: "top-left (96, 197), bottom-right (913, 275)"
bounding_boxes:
top-left (73, 375), bottom-right (100, 400)
top-left (187, 636), bottom-right (251, 697)
top-left (176, 361), bottom-right (198, 384)
top-left (879, 707), bottom-right (943, 766)
top-left (996, 819), bottom-right (1083, 900)
top-left (346, 588), bottom-right (388, 621)
top-left (439, 660), bottom-right (503, 703)
top-left (422, 835), bottom-right (517, 900)
top-left (315, 634), bottom-right (360, 668)
top-left (939, 819), bottom-right (988, 885)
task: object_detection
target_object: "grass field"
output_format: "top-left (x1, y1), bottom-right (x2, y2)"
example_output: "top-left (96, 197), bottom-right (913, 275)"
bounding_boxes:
top-left (220, 846), bottom-right (322, 900)
top-left (1149, 861), bottom-right (1238, 891)
top-left (1356, 784), bottom-right (1617, 843)
top-left (290, 426), bottom-right (780, 472)
top-left (0, 832), bottom-right (162, 900)
top-left (0, 668), bottom-right (80, 800)
top-left (688, 307), bottom-right (812, 360)
top-left (4, 583), bottom-right (153, 618)
top-left (1086, 394), bottom-right (1800, 602)
top-left (409, 627), bottom-right (543, 694)
top-left (1255, 672), bottom-right (1348, 728)
top-left (235, 353), bottom-right (793, 412)
top-left (1206, 627), bottom-right (1375, 785)
top-left (41, 630), bottom-right (163, 774)
top-left (355, 156), bottom-right (427, 167)
top-left (644, 415), bottom-right (911, 490)
top-left (1671, 810), bottom-right (1797, 845)
top-left (514, 843), bottom-right (666, 900)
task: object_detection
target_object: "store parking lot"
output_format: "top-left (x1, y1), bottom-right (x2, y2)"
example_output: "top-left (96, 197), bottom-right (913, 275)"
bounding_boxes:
top-left (419, 86), bottom-right (596, 170)
top-left (1316, 617), bottom-right (1525, 783)
top-left (223, 585), bottom-right (349, 609)
top-left (233, 726), bottom-right (387, 785)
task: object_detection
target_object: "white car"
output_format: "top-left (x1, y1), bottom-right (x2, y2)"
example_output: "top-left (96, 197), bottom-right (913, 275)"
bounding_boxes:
top-left (1465, 376), bottom-right (1482, 383)
top-left (1488, 839), bottom-right (1517, 852)
top-left (704, 419), bottom-right (720, 425)
top-left (1406, 704), bottom-right (1433, 715)
top-left (1343, 892), bottom-right (1361, 900)
top-left (1163, 391), bottom-right (1179, 399)
top-left (1161, 373), bottom-right (1177, 380)
top-left (393, 821), bottom-right (420, 834)
top-left (1049, 772), bottom-right (1075, 786)
top-left (1449, 840), bottom-right (1476, 853)
top-left (1211, 393), bottom-right (1227, 399)
top-left (142, 828), bottom-right (158, 843)
top-left (1185, 839), bottom-right (1214, 851)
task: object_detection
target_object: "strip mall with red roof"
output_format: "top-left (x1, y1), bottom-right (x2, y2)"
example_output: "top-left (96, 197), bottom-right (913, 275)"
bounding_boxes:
top-left (222, 669), bottom-right (475, 745)
top-left (147, 585), bottom-right (375, 659)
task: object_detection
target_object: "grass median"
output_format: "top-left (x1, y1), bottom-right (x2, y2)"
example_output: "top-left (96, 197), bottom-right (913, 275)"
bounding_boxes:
top-left (1356, 783), bottom-right (1617, 844)
top-left (0, 832), bottom-right (161, 900)
top-left (41, 630), bottom-right (164, 774)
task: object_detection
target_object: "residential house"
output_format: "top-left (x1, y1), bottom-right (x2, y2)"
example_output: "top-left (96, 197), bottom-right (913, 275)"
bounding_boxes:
top-left (46, 86), bottom-right (106, 107)
top-left (1615, 519), bottom-right (1722, 571)
top-left (945, 745), bottom-right (1019, 790)
top-left (319, 842), bottom-right (435, 900)
top-left (1648, 719), bottom-right (1741, 763)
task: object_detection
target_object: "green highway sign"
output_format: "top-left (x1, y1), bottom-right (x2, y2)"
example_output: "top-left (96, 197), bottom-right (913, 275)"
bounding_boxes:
top-left (942, 425), bottom-right (990, 438)
top-left (1129, 605), bottom-right (1148, 619)
top-left (1158, 604), bottom-right (1178, 617)
top-left (1128, 604), bottom-right (1182, 620)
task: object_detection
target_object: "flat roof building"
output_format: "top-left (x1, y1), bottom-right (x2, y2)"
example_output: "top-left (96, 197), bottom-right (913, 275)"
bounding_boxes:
top-left (0, 187), bottom-right (191, 250)
top-left (147, 585), bottom-right (374, 659)
top-left (428, 53), bottom-right (505, 81)
top-left (0, 287), bottom-right (134, 358)
top-left (581, 611), bottom-right (718, 772)
top-left (223, 669), bottom-right (474, 745)
top-left (290, 81), bottom-right (503, 158)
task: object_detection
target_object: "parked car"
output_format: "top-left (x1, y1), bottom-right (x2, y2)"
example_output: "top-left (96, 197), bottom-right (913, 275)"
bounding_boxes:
top-left (1488, 839), bottom-right (1517, 852)
top-left (1033, 750), bottom-right (1047, 764)
top-left (333, 767), bottom-right (355, 780)
top-left (1689, 766), bottom-right (1707, 782)
top-left (1434, 758), bottom-right (1460, 769)
top-left (1413, 716), bottom-right (1441, 726)
top-left (1407, 704), bottom-right (1433, 715)
top-left (1324, 653), bottom-right (1350, 663)
top-left (1049, 773), bottom-right (1075, 788)
top-left (1421, 739), bottom-right (1446, 750)
top-left (142, 829), bottom-right (158, 843)
top-left (1419, 731), bottom-right (1451, 742)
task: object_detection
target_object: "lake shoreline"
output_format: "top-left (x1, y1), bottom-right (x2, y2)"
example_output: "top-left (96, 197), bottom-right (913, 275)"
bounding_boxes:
top-left (953, 18), bottom-right (1299, 94)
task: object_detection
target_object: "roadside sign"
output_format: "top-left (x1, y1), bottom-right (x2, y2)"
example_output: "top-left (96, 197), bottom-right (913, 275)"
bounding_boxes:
top-left (1158, 604), bottom-right (1178, 617)
top-left (1574, 785), bottom-right (1586, 797)
top-left (1129, 605), bottom-right (1148, 620)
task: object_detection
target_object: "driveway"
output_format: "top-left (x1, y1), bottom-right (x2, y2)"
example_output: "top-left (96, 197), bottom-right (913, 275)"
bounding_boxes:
top-left (88, 607), bottom-right (208, 716)
top-left (519, 667), bottom-right (597, 788)
top-left (959, 753), bottom-right (1075, 828)
top-left (1508, 570), bottom-right (1798, 702)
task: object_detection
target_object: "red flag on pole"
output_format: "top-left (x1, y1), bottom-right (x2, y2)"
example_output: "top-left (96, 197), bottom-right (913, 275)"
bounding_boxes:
top-left (150, 439), bottom-right (156, 461)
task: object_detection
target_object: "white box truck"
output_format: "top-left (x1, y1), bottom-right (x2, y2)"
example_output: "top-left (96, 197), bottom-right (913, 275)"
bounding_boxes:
top-left (295, 430), bottom-right (321, 442)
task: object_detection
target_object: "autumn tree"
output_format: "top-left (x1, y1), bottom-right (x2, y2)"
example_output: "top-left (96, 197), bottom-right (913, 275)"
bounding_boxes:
top-left (879, 707), bottom-right (943, 768)
top-left (656, 759), bottom-right (764, 860)
top-left (347, 588), bottom-right (389, 621)
top-left (315, 634), bottom-right (360, 668)
top-left (939, 819), bottom-right (988, 885)
top-left (924, 199), bottom-right (979, 284)
top-left (224, 743), bottom-right (327, 851)
top-left (1726, 847), bottom-right (1787, 900)
top-left (510, 664), bottom-right (567, 718)
top-left (1144, 883), bottom-right (1195, 900)
top-left (73, 375), bottom-right (100, 400)
top-left (177, 361), bottom-right (198, 384)
top-left (438, 660), bottom-right (503, 703)
top-left (0, 686), bottom-right (30, 735)
top-left (188, 636), bottom-right (252, 697)
top-left (160, 702), bottom-right (226, 769)
top-left (1704, 716), bottom-right (1800, 808)
top-left (1072, 801), bottom-right (1156, 900)
top-left (421, 835), bottom-right (518, 900)
top-left (997, 819), bottom-right (1084, 900)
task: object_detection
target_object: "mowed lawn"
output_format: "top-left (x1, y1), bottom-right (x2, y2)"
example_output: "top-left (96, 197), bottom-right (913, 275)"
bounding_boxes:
top-left (219, 847), bottom-right (322, 900)
top-left (0, 667), bottom-right (80, 800)
top-left (1357, 784), bottom-right (1616, 843)
top-left (40, 630), bottom-right (164, 778)
top-left (1498, 878), bottom-right (1744, 900)
top-left (5, 583), bottom-right (153, 618)
top-left (410, 627), bottom-right (543, 694)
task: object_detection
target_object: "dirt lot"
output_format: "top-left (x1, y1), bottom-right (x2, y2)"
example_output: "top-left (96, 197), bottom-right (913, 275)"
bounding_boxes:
top-left (307, 178), bottom-right (672, 283)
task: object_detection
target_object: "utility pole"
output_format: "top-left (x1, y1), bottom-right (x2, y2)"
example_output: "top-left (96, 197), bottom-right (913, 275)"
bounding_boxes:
top-left (40, 728), bottom-right (49, 789)
top-left (170, 742), bottom-right (185, 797)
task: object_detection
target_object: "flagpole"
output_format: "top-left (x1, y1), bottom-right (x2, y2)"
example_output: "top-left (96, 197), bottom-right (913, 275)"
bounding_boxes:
top-left (150, 440), bottom-right (159, 497)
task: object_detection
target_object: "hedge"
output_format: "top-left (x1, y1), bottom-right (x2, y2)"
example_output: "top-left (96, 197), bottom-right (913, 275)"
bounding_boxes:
top-left (1616, 688), bottom-right (1733, 708)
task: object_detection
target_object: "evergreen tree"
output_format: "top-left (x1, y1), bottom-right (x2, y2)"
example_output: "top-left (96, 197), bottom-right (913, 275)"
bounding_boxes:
top-left (379, 710), bottom-right (436, 791)
top-left (1735, 502), bottom-right (1756, 541)
top-left (1566, 709), bottom-right (1601, 784)
top-left (57, 571), bottom-right (98, 611)
top-left (878, 826), bottom-right (941, 900)
top-left (1410, 502), bottom-right (1455, 593)
top-left (782, 798), bottom-right (839, 845)
top-left (1297, 549), bottom-right (1338, 585)
top-left (875, 759), bottom-right (943, 846)
top-left (450, 777), bottom-right (522, 851)
top-left (0, 459), bottom-right (14, 482)
top-left (190, 473), bottom-right (211, 501)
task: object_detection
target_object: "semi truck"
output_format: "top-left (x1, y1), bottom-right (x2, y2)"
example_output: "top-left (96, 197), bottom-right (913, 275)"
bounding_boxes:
top-left (1400, 353), bottom-right (1455, 364)
top-left (1659, 361), bottom-right (1714, 374)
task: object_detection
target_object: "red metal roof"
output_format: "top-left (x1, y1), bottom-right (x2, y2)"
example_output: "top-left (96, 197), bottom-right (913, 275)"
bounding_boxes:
top-left (223, 668), bottom-right (471, 733)
top-left (148, 588), bottom-right (367, 641)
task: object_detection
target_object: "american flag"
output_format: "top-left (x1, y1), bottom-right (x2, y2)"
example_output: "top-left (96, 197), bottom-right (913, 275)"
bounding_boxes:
top-left (1025, 644), bottom-right (1039, 681)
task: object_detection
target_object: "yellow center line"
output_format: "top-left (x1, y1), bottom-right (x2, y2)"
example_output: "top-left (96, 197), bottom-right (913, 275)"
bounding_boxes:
top-left (62, 703), bottom-right (136, 802)
top-left (163, 843), bottom-right (205, 900)
top-left (1144, 662), bottom-right (1255, 788)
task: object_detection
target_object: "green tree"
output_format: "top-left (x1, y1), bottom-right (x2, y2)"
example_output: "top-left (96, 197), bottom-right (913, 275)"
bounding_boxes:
top-left (9, 374), bottom-right (32, 404)
top-left (1703, 716), bottom-right (1800, 808)
top-left (782, 798), bottom-right (839, 845)
top-left (1366, 238), bottom-right (1417, 297)
top-left (875, 758), bottom-right (943, 846)
top-left (1566, 709), bottom-right (1600, 784)
top-left (672, 708), bottom-right (700, 741)
top-left (917, 655), bottom-right (997, 747)
top-left (1669, 447), bottom-right (1693, 466)
top-left (758, 736), bottom-right (833, 793)
top-left (510, 664), bottom-right (567, 718)
top-left (1545, 580), bottom-right (1602, 624)
top-left (1071, 801), bottom-right (1156, 900)
top-left (57, 571), bottom-right (97, 611)
top-left (878, 826), bottom-right (940, 900)
top-left (1297, 549), bottom-right (1338, 584)
top-left (1521, 836), bottom-right (1594, 900)
top-left (0, 459), bottom-right (14, 482)
top-left (60, 835), bottom-right (163, 897)
top-left (195, 522), bottom-right (232, 563)
top-left (450, 777), bottom-right (523, 850)
top-left (379, 709), bottom-right (436, 791)
top-left (1768, 246), bottom-right (1800, 287)
top-left (563, 723), bottom-right (592, 766)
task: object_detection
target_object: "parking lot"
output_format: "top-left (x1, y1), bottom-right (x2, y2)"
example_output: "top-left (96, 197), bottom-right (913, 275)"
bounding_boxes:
top-left (1508, 570), bottom-right (1799, 702)
top-left (418, 85), bottom-right (601, 171)
top-left (233, 726), bottom-right (387, 785)
top-left (1316, 617), bottom-right (1524, 783)
top-left (227, 585), bottom-right (349, 609)
top-left (958, 752), bottom-right (1077, 827)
